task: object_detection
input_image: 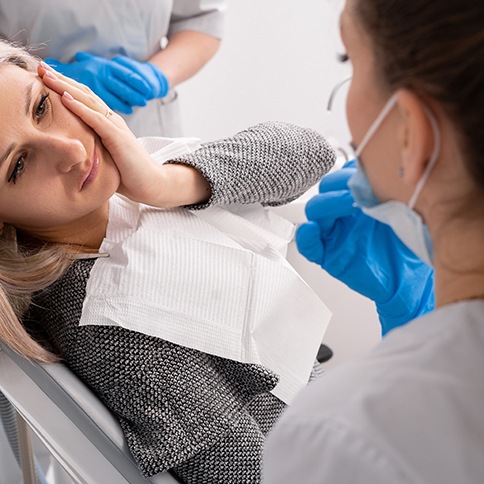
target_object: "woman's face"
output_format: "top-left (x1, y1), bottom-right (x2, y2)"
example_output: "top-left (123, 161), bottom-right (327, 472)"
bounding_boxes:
top-left (0, 64), bottom-right (120, 242)
top-left (340, 0), bottom-right (410, 202)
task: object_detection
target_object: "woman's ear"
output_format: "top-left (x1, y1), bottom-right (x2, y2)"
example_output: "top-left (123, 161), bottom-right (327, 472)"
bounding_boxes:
top-left (396, 89), bottom-right (435, 185)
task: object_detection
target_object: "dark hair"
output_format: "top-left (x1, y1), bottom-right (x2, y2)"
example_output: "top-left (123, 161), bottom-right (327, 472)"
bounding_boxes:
top-left (354, 0), bottom-right (484, 189)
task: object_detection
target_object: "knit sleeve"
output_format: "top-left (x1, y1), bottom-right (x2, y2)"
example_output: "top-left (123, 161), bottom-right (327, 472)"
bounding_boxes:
top-left (169, 121), bottom-right (336, 209)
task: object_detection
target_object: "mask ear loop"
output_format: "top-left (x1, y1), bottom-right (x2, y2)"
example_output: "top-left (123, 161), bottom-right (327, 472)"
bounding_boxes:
top-left (408, 107), bottom-right (441, 209)
top-left (354, 93), bottom-right (398, 159)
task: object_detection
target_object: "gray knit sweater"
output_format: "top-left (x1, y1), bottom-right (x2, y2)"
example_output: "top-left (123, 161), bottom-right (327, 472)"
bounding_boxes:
top-left (27, 122), bottom-right (335, 483)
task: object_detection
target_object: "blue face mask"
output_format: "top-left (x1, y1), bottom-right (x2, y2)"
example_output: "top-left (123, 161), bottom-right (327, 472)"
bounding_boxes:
top-left (347, 94), bottom-right (441, 267)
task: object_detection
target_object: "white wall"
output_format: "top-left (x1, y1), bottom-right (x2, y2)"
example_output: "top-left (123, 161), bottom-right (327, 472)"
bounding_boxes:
top-left (178, 0), bottom-right (381, 367)
top-left (179, 0), bottom-right (350, 144)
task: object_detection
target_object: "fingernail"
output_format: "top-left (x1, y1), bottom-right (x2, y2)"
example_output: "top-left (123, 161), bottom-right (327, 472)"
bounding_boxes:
top-left (45, 70), bottom-right (57, 79)
top-left (40, 61), bottom-right (53, 70)
top-left (63, 91), bottom-right (74, 100)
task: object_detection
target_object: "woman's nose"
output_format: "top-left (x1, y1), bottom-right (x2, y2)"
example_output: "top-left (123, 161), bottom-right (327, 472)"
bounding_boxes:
top-left (45, 134), bottom-right (88, 173)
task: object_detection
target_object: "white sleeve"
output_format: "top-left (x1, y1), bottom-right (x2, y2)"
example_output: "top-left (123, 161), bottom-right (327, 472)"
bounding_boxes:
top-left (169, 0), bottom-right (227, 38)
top-left (263, 418), bottom-right (414, 484)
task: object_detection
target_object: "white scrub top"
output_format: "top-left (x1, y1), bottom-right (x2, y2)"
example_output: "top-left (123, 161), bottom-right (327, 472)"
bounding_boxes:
top-left (0, 0), bottom-right (226, 137)
top-left (264, 300), bottom-right (484, 484)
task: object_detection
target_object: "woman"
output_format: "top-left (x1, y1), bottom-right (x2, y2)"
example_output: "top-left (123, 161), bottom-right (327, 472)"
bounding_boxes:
top-left (264, 0), bottom-right (484, 482)
top-left (0, 40), bottom-right (335, 483)
top-left (0, 0), bottom-right (226, 136)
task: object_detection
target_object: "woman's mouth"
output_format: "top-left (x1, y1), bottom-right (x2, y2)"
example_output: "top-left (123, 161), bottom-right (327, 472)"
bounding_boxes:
top-left (80, 145), bottom-right (100, 190)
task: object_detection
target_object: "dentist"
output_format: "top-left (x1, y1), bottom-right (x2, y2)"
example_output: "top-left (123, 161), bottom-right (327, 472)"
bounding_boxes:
top-left (264, 0), bottom-right (484, 482)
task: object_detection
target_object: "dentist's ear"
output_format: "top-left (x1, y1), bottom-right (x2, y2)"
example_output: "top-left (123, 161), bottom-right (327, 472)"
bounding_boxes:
top-left (396, 89), bottom-right (436, 185)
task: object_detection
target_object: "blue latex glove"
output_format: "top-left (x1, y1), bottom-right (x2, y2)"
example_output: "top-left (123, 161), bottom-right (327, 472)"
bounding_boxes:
top-left (296, 160), bottom-right (434, 335)
top-left (112, 56), bottom-right (169, 100)
top-left (45, 52), bottom-right (153, 114)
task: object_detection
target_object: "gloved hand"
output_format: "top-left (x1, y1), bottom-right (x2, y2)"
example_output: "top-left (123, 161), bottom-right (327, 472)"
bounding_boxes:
top-left (44, 52), bottom-right (153, 114)
top-left (296, 160), bottom-right (434, 335)
top-left (112, 56), bottom-right (169, 100)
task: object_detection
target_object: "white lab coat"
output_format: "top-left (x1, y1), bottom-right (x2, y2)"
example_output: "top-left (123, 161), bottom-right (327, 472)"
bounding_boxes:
top-left (264, 300), bottom-right (484, 484)
top-left (0, 0), bottom-right (226, 137)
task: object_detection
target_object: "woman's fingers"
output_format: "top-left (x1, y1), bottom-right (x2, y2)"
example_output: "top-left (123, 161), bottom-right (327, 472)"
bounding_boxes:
top-left (38, 63), bottom-right (108, 115)
top-left (60, 89), bottom-right (160, 198)
top-left (60, 91), bottom-right (124, 140)
top-left (39, 63), bottom-right (131, 150)
top-left (38, 62), bottom-right (92, 96)
top-left (38, 63), bottom-right (129, 148)
top-left (38, 62), bottom-right (170, 207)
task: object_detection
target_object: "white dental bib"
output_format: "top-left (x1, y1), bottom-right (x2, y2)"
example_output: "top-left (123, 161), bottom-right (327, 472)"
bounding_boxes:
top-left (79, 137), bottom-right (331, 404)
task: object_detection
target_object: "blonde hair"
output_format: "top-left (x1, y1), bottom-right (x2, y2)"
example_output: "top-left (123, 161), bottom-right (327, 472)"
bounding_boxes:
top-left (0, 40), bottom-right (71, 362)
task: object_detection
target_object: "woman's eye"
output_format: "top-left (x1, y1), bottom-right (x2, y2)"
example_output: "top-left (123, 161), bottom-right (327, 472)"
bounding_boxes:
top-left (35, 93), bottom-right (50, 120)
top-left (8, 154), bottom-right (26, 184)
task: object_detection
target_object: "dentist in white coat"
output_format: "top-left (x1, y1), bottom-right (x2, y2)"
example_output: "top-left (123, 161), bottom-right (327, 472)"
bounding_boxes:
top-left (264, 0), bottom-right (484, 482)
top-left (0, 0), bottom-right (226, 137)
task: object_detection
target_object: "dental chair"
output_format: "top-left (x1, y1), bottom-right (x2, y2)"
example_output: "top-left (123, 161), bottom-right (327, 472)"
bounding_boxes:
top-left (0, 344), bottom-right (180, 484)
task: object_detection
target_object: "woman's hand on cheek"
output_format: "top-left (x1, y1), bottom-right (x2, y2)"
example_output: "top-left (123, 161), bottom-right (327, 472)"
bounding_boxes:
top-left (38, 63), bottom-right (209, 208)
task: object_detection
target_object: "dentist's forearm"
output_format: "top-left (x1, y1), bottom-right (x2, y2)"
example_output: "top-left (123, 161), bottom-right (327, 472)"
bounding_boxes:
top-left (148, 30), bottom-right (221, 88)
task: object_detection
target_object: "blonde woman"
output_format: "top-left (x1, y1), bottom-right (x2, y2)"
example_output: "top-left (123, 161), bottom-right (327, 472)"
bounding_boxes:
top-left (0, 41), bottom-right (335, 483)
